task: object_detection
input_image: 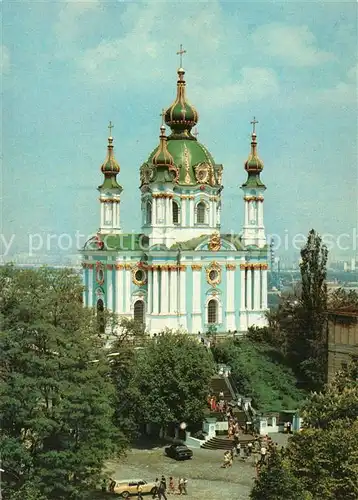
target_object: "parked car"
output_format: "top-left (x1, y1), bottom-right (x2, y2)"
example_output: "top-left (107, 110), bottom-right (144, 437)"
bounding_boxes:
top-left (164, 443), bottom-right (193, 460)
top-left (111, 478), bottom-right (157, 497)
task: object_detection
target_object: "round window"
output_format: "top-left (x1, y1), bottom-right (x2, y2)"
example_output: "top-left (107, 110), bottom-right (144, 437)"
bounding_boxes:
top-left (135, 269), bottom-right (145, 282)
top-left (209, 270), bottom-right (218, 281)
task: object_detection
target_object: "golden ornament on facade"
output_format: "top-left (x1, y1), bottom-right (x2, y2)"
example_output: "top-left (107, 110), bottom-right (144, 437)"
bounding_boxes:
top-left (180, 195), bottom-right (194, 200)
top-left (152, 192), bottom-right (174, 199)
top-left (115, 263), bottom-right (124, 270)
top-left (106, 264), bottom-right (113, 270)
top-left (124, 263), bottom-right (133, 270)
top-left (226, 263), bottom-right (236, 271)
top-left (132, 265), bottom-right (147, 286)
top-left (194, 163), bottom-right (210, 184)
top-left (206, 261), bottom-right (221, 287)
top-left (191, 264), bottom-right (202, 271)
top-left (209, 231), bottom-right (221, 251)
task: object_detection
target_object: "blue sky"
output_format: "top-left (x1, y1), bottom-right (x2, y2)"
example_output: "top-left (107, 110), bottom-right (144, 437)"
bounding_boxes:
top-left (1, 0), bottom-right (357, 261)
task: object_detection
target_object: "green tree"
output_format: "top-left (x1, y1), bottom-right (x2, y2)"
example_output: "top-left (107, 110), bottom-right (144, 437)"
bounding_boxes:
top-left (128, 332), bottom-right (215, 430)
top-left (328, 288), bottom-right (358, 309)
top-left (250, 445), bottom-right (310, 500)
top-left (212, 339), bottom-right (304, 412)
top-left (0, 265), bottom-right (123, 500)
top-left (296, 229), bottom-right (328, 389)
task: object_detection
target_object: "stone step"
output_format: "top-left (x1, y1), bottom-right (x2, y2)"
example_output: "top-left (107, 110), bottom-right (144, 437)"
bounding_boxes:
top-left (201, 434), bottom-right (255, 450)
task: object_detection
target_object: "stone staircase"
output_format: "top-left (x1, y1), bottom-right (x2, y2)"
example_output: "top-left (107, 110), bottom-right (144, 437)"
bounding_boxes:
top-left (210, 375), bottom-right (233, 402)
top-left (201, 434), bottom-right (255, 450)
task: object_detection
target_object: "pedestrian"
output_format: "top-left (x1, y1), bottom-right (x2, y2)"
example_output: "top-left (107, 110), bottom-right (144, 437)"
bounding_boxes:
top-left (169, 476), bottom-right (175, 494)
top-left (247, 441), bottom-right (253, 455)
top-left (178, 477), bottom-right (184, 495)
top-left (158, 476), bottom-right (167, 500)
top-left (237, 441), bottom-right (241, 457)
top-left (153, 478), bottom-right (160, 499)
top-left (137, 482), bottom-right (144, 500)
top-left (260, 444), bottom-right (267, 463)
top-left (109, 478), bottom-right (116, 492)
top-left (183, 477), bottom-right (188, 495)
top-left (101, 478), bottom-right (107, 492)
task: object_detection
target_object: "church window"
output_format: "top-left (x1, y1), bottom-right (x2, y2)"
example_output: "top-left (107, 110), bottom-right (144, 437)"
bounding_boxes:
top-left (173, 201), bottom-right (179, 224)
top-left (197, 202), bottom-right (206, 224)
top-left (97, 299), bottom-right (105, 334)
top-left (209, 270), bottom-right (218, 282)
top-left (208, 299), bottom-right (218, 324)
top-left (135, 269), bottom-right (145, 282)
top-left (134, 300), bottom-right (145, 326)
top-left (146, 201), bottom-right (152, 224)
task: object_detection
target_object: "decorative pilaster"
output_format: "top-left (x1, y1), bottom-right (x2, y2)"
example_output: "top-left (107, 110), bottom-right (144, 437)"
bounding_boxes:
top-left (107, 267), bottom-right (113, 311)
top-left (246, 268), bottom-right (252, 310)
top-left (88, 266), bottom-right (93, 307)
top-left (261, 267), bottom-right (268, 309)
top-left (226, 263), bottom-right (236, 330)
top-left (240, 266), bottom-right (246, 310)
top-left (254, 269), bottom-right (260, 310)
top-left (189, 198), bottom-right (194, 226)
top-left (152, 268), bottom-right (159, 314)
top-left (125, 265), bottom-right (131, 313)
top-left (161, 267), bottom-right (169, 313)
top-left (170, 268), bottom-right (177, 313)
top-left (179, 267), bottom-right (186, 314)
top-left (148, 268), bottom-right (153, 314)
top-left (115, 264), bottom-right (124, 313)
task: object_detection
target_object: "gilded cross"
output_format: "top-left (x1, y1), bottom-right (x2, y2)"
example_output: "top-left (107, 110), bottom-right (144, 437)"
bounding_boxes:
top-left (160, 109), bottom-right (166, 126)
top-left (176, 44), bottom-right (186, 67)
top-left (250, 117), bottom-right (258, 134)
top-left (192, 127), bottom-right (199, 138)
top-left (108, 121), bottom-right (114, 136)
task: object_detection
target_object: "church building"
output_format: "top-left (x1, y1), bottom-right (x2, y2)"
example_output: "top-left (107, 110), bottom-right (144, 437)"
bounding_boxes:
top-left (82, 53), bottom-right (269, 334)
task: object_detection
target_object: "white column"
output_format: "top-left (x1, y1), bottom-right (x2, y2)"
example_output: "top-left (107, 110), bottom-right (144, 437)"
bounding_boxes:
top-left (179, 267), bottom-right (186, 314)
top-left (246, 267), bottom-right (252, 310)
top-left (189, 198), bottom-right (194, 226)
top-left (261, 268), bottom-right (268, 309)
top-left (161, 268), bottom-right (169, 313)
top-left (226, 265), bottom-right (236, 331)
top-left (226, 268), bottom-right (235, 312)
top-left (192, 267), bottom-right (201, 313)
top-left (244, 200), bottom-right (249, 226)
top-left (148, 268), bottom-right (153, 314)
top-left (240, 267), bottom-right (246, 310)
top-left (152, 198), bottom-right (157, 225)
top-left (152, 268), bottom-right (159, 314)
top-left (254, 269), bottom-right (260, 310)
top-left (115, 266), bottom-right (124, 313)
top-left (125, 266), bottom-right (131, 313)
top-left (258, 200), bottom-right (264, 226)
top-left (107, 267), bottom-right (113, 311)
top-left (88, 267), bottom-right (93, 307)
top-left (213, 200), bottom-right (217, 226)
top-left (170, 269), bottom-right (177, 313)
top-left (181, 199), bottom-right (186, 227)
top-left (100, 203), bottom-right (104, 229)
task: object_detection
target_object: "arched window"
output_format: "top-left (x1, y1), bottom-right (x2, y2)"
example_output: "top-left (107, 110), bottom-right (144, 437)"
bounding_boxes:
top-left (197, 202), bottom-right (206, 224)
top-left (146, 201), bottom-right (152, 224)
top-left (97, 299), bottom-right (105, 334)
top-left (172, 201), bottom-right (179, 224)
top-left (207, 299), bottom-right (218, 324)
top-left (134, 300), bottom-right (145, 326)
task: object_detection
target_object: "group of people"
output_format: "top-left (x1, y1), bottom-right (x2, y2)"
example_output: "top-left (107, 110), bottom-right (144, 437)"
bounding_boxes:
top-left (207, 393), bottom-right (228, 413)
top-left (151, 475), bottom-right (188, 498)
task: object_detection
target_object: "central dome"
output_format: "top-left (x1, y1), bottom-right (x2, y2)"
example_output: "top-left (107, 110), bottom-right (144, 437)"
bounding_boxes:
top-left (164, 68), bottom-right (198, 136)
top-left (147, 138), bottom-right (216, 186)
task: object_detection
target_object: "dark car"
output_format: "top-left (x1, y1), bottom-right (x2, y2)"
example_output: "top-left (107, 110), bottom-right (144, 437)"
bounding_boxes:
top-left (164, 444), bottom-right (193, 460)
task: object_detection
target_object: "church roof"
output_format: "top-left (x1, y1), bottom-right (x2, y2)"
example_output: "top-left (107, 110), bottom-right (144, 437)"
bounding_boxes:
top-left (171, 234), bottom-right (244, 251)
top-left (102, 234), bottom-right (149, 251)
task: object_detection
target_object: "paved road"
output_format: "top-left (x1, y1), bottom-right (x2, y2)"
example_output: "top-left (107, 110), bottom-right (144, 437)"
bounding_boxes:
top-left (106, 446), bottom-right (257, 500)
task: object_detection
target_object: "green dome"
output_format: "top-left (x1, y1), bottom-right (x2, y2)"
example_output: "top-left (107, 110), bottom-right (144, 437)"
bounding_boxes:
top-left (101, 137), bottom-right (120, 174)
top-left (152, 126), bottom-right (175, 167)
top-left (244, 133), bottom-right (264, 173)
top-left (147, 137), bottom-right (218, 186)
top-left (165, 68), bottom-right (198, 135)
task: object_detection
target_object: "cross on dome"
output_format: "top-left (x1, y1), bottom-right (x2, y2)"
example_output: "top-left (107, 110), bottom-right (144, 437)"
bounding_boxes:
top-left (176, 44), bottom-right (186, 68)
top-left (250, 117), bottom-right (258, 134)
top-left (160, 109), bottom-right (166, 126)
top-left (108, 121), bottom-right (114, 137)
top-left (192, 127), bottom-right (199, 138)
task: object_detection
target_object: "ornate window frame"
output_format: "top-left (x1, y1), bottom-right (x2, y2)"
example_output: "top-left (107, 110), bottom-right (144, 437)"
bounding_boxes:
top-left (195, 200), bottom-right (208, 225)
top-left (205, 261), bottom-right (222, 287)
top-left (205, 295), bottom-right (222, 325)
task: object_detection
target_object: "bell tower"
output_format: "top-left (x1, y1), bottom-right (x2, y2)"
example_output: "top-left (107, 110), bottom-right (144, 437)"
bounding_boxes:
top-left (98, 122), bottom-right (122, 235)
top-left (241, 118), bottom-right (266, 248)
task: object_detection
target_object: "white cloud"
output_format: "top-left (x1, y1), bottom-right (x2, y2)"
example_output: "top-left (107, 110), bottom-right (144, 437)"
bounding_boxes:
top-left (1, 45), bottom-right (10, 74)
top-left (251, 23), bottom-right (335, 67)
top-left (54, 0), bottom-right (101, 43)
top-left (194, 67), bottom-right (279, 108)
